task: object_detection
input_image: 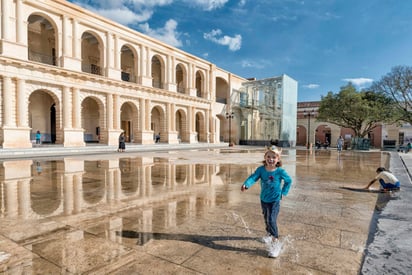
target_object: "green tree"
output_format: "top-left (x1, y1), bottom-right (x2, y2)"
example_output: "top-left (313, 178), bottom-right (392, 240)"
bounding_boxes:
top-left (371, 65), bottom-right (412, 124)
top-left (317, 83), bottom-right (399, 138)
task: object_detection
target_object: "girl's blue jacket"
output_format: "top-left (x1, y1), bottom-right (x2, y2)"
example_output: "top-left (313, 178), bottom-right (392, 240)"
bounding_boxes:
top-left (243, 166), bottom-right (292, 203)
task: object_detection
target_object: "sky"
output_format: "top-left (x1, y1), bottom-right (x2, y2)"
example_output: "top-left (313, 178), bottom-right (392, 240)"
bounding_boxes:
top-left (66, 0), bottom-right (412, 102)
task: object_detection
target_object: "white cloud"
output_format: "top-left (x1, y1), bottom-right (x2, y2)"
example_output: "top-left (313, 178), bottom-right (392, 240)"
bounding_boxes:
top-left (240, 59), bottom-right (268, 69)
top-left (139, 19), bottom-right (183, 47)
top-left (342, 78), bottom-right (374, 87)
top-left (203, 29), bottom-right (242, 51)
top-left (183, 0), bottom-right (229, 11)
top-left (70, 0), bottom-right (172, 25)
top-left (303, 84), bottom-right (320, 89)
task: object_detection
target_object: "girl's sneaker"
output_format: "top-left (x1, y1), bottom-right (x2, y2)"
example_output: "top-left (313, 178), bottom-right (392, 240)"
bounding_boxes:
top-left (261, 234), bottom-right (272, 245)
top-left (268, 239), bottom-right (282, 258)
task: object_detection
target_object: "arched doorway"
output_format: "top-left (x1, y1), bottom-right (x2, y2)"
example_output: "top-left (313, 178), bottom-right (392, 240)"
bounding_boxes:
top-left (28, 90), bottom-right (57, 144)
top-left (81, 97), bottom-right (102, 143)
top-left (120, 102), bottom-right (138, 142)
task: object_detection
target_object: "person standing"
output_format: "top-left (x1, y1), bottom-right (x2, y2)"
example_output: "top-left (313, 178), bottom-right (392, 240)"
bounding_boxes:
top-left (35, 130), bottom-right (41, 144)
top-left (118, 132), bottom-right (126, 152)
top-left (337, 135), bottom-right (344, 152)
top-left (241, 146), bottom-right (292, 258)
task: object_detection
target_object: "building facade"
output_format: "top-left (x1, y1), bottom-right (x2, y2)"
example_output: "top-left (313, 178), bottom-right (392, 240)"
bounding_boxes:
top-left (297, 101), bottom-right (412, 149)
top-left (0, 0), bottom-right (251, 148)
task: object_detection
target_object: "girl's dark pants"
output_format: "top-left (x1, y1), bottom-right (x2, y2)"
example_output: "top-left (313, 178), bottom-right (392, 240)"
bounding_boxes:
top-left (261, 200), bottom-right (280, 238)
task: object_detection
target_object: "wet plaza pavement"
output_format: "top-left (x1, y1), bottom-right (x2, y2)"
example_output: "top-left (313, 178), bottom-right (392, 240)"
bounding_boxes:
top-left (0, 146), bottom-right (411, 274)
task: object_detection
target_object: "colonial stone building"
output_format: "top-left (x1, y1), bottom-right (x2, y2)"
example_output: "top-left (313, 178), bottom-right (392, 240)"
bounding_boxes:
top-left (0, 0), bottom-right (253, 148)
top-left (297, 101), bottom-right (412, 149)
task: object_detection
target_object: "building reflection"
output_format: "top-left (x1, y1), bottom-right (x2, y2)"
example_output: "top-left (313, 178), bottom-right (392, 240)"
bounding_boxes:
top-left (0, 156), bottom-right (242, 224)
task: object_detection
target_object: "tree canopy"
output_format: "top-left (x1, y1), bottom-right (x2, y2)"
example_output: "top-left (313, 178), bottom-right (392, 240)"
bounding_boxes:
top-left (317, 83), bottom-right (399, 138)
top-left (371, 65), bottom-right (412, 124)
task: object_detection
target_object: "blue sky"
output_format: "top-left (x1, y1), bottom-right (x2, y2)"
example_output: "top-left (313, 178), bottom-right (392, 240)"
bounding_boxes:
top-left (67, 0), bottom-right (412, 102)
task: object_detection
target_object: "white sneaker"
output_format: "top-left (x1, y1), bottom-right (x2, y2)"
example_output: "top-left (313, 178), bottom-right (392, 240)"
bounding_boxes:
top-left (268, 240), bottom-right (282, 258)
top-left (261, 235), bottom-right (272, 245)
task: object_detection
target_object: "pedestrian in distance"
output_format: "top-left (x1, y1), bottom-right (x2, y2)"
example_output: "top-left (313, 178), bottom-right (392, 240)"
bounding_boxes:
top-left (241, 146), bottom-right (292, 258)
top-left (364, 167), bottom-right (400, 192)
top-left (337, 135), bottom-right (344, 152)
top-left (35, 130), bottom-right (41, 144)
top-left (118, 132), bottom-right (126, 152)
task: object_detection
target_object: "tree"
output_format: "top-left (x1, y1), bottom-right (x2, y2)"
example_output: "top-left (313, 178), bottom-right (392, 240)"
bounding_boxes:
top-left (371, 65), bottom-right (412, 124)
top-left (317, 83), bottom-right (399, 138)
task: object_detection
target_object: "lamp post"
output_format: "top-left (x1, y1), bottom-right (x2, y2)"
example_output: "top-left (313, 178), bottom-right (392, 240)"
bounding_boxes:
top-left (226, 111), bottom-right (234, 146)
top-left (303, 109), bottom-right (315, 149)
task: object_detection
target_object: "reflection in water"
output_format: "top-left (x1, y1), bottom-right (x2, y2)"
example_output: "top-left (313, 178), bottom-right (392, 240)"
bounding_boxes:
top-left (0, 149), bottom-right (391, 273)
top-left (0, 155), bottom-right (252, 219)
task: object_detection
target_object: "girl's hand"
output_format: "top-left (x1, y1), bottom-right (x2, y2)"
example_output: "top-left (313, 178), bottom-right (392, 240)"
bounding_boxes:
top-left (241, 185), bottom-right (248, 192)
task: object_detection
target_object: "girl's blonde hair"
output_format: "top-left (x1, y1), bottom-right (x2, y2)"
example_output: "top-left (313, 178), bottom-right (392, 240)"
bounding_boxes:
top-left (262, 146), bottom-right (282, 167)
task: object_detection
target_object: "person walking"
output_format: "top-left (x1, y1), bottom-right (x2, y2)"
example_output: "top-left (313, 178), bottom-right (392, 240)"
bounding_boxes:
top-left (118, 132), bottom-right (126, 152)
top-left (241, 146), bottom-right (292, 258)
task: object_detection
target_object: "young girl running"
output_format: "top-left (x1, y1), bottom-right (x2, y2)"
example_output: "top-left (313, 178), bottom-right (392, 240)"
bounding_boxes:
top-left (241, 146), bottom-right (292, 258)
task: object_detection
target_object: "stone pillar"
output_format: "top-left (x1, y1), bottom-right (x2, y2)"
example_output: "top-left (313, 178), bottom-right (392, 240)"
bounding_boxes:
top-left (64, 88), bottom-right (85, 147)
top-left (16, 0), bottom-right (24, 44)
top-left (139, 46), bottom-right (152, 86)
top-left (2, 77), bottom-right (31, 148)
top-left (104, 93), bottom-right (119, 146)
top-left (1, 0), bottom-right (11, 40)
top-left (3, 76), bottom-right (13, 127)
top-left (17, 79), bottom-right (27, 127)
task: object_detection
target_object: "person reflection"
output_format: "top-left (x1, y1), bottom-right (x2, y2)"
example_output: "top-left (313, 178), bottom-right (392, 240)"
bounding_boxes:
top-left (36, 161), bottom-right (42, 175)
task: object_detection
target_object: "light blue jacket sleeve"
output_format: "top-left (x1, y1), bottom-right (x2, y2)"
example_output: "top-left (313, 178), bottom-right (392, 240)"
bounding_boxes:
top-left (279, 168), bottom-right (292, 196)
top-left (243, 166), bottom-right (263, 189)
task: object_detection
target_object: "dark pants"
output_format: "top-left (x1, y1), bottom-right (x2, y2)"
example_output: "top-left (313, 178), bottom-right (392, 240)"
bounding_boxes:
top-left (261, 200), bottom-right (280, 238)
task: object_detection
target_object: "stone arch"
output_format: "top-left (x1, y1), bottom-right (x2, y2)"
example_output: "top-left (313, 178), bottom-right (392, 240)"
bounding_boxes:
top-left (151, 55), bottom-right (165, 89)
top-left (175, 108), bottom-right (188, 143)
top-left (175, 164), bottom-right (188, 184)
top-left (315, 124), bottom-right (332, 145)
top-left (215, 77), bottom-right (229, 104)
top-left (296, 125), bottom-right (307, 146)
top-left (28, 89), bottom-right (61, 144)
top-left (120, 101), bottom-right (139, 143)
top-left (30, 167), bottom-right (62, 215)
top-left (27, 13), bottom-right (59, 66)
top-left (120, 44), bottom-right (138, 83)
top-left (81, 96), bottom-right (105, 143)
top-left (195, 70), bottom-right (205, 98)
top-left (150, 105), bottom-right (166, 143)
top-left (195, 111), bottom-right (206, 142)
top-left (176, 63), bottom-right (187, 94)
top-left (81, 31), bottom-right (104, 76)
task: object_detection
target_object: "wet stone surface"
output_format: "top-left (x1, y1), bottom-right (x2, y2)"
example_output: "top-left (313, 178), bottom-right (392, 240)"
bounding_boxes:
top-left (0, 148), bottom-right (390, 274)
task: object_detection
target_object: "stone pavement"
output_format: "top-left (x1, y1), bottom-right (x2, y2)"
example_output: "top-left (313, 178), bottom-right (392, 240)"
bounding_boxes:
top-left (361, 152), bottom-right (412, 274)
top-left (0, 145), bottom-right (411, 274)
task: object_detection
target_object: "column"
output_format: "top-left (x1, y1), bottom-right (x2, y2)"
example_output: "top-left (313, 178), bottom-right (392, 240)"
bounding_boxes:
top-left (63, 174), bottom-right (74, 215)
top-left (105, 32), bottom-right (113, 71)
top-left (3, 76), bottom-right (13, 126)
top-left (17, 78), bottom-right (27, 127)
top-left (139, 98), bottom-right (145, 131)
top-left (72, 20), bottom-right (79, 59)
top-left (72, 88), bottom-right (81, 128)
top-left (171, 104), bottom-right (176, 131)
top-left (113, 35), bottom-right (119, 70)
top-left (16, 0), bottom-right (24, 43)
top-left (62, 16), bottom-right (68, 57)
top-left (113, 94), bottom-right (120, 129)
top-left (145, 99), bottom-right (150, 130)
top-left (1, 0), bottom-right (11, 40)
top-left (106, 94), bottom-right (113, 130)
top-left (62, 86), bottom-right (72, 128)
